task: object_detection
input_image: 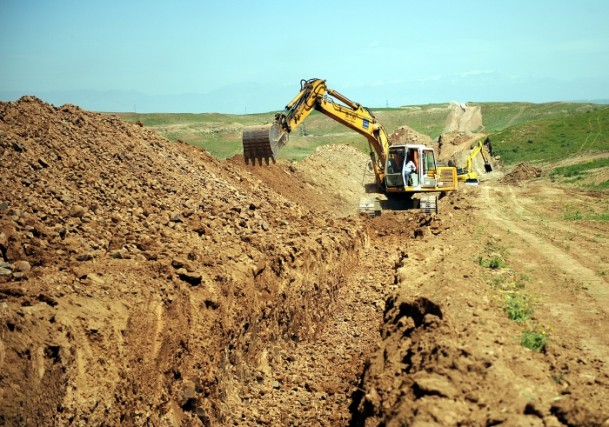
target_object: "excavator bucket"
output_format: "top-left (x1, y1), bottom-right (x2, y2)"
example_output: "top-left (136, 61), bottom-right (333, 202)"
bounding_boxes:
top-left (484, 163), bottom-right (493, 173)
top-left (242, 123), bottom-right (288, 165)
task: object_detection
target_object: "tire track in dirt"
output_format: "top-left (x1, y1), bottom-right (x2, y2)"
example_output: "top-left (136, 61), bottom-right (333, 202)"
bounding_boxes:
top-left (490, 185), bottom-right (609, 306)
top-left (580, 115), bottom-right (602, 153)
top-left (477, 184), bottom-right (609, 362)
top-left (505, 105), bottom-right (526, 128)
top-left (502, 185), bottom-right (609, 270)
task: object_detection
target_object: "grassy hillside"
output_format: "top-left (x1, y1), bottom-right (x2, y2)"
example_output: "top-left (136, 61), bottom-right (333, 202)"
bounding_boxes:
top-left (117, 107), bottom-right (451, 161)
top-left (477, 102), bottom-right (598, 132)
top-left (118, 111), bottom-right (276, 159)
top-left (490, 105), bottom-right (609, 164)
top-left (549, 157), bottom-right (609, 191)
top-left (116, 102), bottom-right (608, 173)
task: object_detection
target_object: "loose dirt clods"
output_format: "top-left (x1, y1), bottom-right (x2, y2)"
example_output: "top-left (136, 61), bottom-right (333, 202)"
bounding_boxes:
top-left (1, 97), bottom-right (608, 426)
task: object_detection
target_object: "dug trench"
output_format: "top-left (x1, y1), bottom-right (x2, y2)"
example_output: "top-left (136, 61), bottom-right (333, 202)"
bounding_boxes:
top-left (0, 97), bottom-right (371, 425)
top-left (1, 97), bottom-right (608, 426)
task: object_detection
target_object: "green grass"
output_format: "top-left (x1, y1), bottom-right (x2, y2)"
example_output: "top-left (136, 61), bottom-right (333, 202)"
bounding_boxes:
top-left (563, 209), bottom-right (584, 221)
top-left (591, 180), bottom-right (609, 190)
top-left (490, 106), bottom-right (609, 165)
top-left (562, 202), bottom-right (609, 222)
top-left (479, 102), bottom-right (598, 132)
top-left (478, 255), bottom-right (507, 269)
top-left (550, 157), bottom-right (609, 178)
top-left (477, 244), bottom-right (552, 351)
top-left (549, 157), bottom-right (609, 192)
top-left (563, 211), bottom-right (609, 221)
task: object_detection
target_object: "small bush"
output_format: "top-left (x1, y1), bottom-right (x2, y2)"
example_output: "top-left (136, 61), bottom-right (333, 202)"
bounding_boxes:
top-left (521, 329), bottom-right (547, 352)
top-left (504, 293), bottom-right (532, 321)
top-left (478, 255), bottom-right (506, 269)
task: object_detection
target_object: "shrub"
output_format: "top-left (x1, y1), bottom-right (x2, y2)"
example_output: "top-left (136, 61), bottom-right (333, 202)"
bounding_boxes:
top-left (478, 255), bottom-right (506, 269)
top-left (504, 293), bottom-right (532, 321)
top-left (521, 329), bottom-right (547, 352)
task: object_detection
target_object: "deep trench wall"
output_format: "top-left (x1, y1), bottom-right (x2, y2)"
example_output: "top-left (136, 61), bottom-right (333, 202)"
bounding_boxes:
top-left (196, 224), bottom-right (366, 423)
top-left (0, 97), bottom-right (367, 425)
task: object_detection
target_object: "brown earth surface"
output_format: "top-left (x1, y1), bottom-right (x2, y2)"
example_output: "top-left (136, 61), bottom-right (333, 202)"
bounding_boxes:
top-left (444, 103), bottom-right (483, 134)
top-left (1, 97), bottom-right (608, 426)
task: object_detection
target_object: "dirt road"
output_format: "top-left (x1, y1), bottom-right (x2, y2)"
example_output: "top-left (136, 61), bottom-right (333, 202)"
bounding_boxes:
top-left (1, 98), bottom-right (608, 426)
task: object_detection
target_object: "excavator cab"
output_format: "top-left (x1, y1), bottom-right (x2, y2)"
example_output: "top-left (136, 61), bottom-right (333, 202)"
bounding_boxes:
top-left (385, 145), bottom-right (428, 189)
top-left (385, 144), bottom-right (456, 193)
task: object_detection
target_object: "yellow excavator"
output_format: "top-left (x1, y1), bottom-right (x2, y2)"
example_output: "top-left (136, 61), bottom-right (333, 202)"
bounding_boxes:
top-left (455, 138), bottom-right (493, 184)
top-left (242, 78), bottom-right (458, 202)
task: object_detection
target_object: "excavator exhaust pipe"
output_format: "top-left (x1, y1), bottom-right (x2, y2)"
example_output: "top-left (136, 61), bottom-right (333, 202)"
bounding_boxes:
top-left (242, 122), bottom-right (289, 165)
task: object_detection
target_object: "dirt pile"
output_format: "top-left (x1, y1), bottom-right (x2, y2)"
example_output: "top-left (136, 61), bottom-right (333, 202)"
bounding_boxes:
top-left (229, 144), bottom-right (373, 217)
top-left (501, 162), bottom-right (543, 184)
top-left (439, 131), bottom-right (471, 148)
top-left (0, 97), bottom-right (365, 425)
top-left (388, 126), bottom-right (434, 147)
top-left (437, 131), bottom-right (477, 162)
top-left (444, 102), bottom-right (483, 133)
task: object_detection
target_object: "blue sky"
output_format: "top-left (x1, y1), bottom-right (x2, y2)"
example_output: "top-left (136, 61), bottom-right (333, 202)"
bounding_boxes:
top-left (1, 0), bottom-right (608, 113)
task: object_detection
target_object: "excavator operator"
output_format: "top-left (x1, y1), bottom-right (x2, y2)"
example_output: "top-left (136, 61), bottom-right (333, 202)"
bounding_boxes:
top-left (403, 156), bottom-right (416, 186)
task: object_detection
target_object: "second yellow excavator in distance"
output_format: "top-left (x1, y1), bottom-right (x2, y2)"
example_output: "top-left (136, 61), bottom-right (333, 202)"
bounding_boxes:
top-left (455, 138), bottom-right (493, 184)
top-left (242, 78), bottom-right (458, 199)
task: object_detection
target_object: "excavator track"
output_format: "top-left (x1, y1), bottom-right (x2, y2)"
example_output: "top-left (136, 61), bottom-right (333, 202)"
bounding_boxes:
top-left (242, 123), bottom-right (288, 165)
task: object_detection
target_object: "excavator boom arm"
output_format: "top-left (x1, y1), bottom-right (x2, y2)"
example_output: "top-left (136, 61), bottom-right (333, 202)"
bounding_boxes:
top-left (315, 96), bottom-right (389, 181)
top-left (279, 78), bottom-right (328, 132)
top-left (242, 77), bottom-right (460, 201)
top-left (242, 78), bottom-right (389, 182)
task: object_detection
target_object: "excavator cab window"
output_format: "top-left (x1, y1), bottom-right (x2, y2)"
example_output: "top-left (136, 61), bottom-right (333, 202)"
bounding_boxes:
top-left (423, 149), bottom-right (436, 174)
top-left (421, 149), bottom-right (438, 187)
top-left (385, 146), bottom-right (406, 187)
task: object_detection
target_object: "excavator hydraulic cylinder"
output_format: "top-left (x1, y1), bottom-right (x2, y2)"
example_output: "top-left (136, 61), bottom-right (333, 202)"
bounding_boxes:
top-left (242, 123), bottom-right (288, 165)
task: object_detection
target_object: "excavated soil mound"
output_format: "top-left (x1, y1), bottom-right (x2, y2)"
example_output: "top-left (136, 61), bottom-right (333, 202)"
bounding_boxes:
top-left (388, 126), bottom-right (434, 147)
top-left (437, 131), bottom-right (477, 163)
top-left (0, 97), bottom-right (365, 425)
top-left (501, 162), bottom-right (543, 184)
top-left (444, 102), bottom-right (483, 133)
top-left (439, 131), bottom-right (471, 148)
top-left (229, 144), bottom-right (372, 217)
